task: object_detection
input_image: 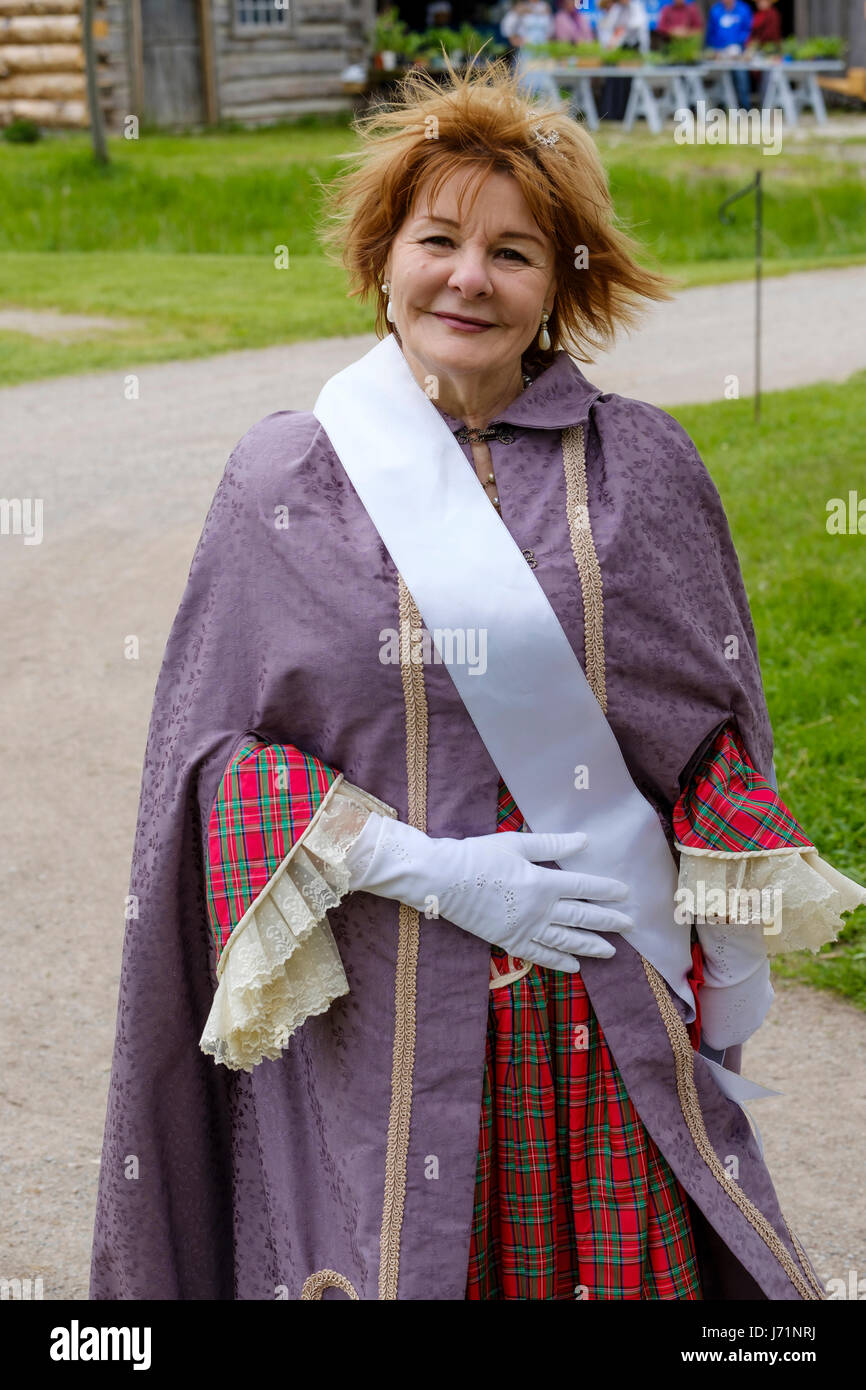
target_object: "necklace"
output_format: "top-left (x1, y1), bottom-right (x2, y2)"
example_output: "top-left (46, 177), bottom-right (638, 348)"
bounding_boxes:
top-left (467, 368), bottom-right (532, 514)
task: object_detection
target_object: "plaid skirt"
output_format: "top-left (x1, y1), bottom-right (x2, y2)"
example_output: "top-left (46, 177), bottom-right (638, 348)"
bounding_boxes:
top-left (464, 783), bottom-right (704, 1301)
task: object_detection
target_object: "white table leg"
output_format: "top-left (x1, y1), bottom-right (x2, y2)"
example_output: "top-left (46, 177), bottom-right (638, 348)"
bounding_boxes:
top-left (800, 72), bottom-right (828, 124)
top-left (623, 75), bottom-right (662, 133)
top-left (718, 69), bottom-right (739, 110)
top-left (763, 68), bottom-right (798, 125)
top-left (684, 71), bottom-right (708, 109)
top-left (576, 75), bottom-right (600, 131)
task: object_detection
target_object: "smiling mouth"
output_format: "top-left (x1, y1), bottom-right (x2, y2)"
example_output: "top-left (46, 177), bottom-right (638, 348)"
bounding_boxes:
top-left (432, 311), bottom-right (496, 327)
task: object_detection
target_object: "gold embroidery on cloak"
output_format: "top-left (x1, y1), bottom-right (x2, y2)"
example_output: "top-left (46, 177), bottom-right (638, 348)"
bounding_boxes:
top-left (300, 1269), bottom-right (360, 1300)
top-left (376, 575), bottom-right (426, 1300)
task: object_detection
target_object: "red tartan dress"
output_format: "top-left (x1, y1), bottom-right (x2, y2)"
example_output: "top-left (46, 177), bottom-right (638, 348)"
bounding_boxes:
top-left (464, 779), bottom-right (705, 1301)
top-left (203, 723), bottom-right (826, 1299)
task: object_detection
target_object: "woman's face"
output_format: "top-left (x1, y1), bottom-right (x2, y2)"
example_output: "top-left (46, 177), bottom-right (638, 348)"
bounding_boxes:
top-left (383, 166), bottom-right (557, 387)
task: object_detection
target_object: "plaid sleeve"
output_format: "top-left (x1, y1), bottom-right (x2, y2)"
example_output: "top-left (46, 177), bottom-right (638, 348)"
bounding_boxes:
top-left (206, 738), bottom-right (342, 959)
top-left (673, 723), bottom-right (813, 856)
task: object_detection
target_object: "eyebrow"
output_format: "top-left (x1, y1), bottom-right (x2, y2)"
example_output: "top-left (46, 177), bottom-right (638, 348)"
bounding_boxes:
top-left (417, 215), bottom-right (546, 247)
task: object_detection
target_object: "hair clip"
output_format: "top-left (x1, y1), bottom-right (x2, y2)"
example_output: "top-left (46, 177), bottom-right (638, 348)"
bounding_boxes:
top-left (531, 125), bottom-right (560, 148)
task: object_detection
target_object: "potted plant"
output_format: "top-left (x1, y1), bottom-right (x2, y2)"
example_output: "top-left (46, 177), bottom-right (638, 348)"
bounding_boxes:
top-left (794, 36), bottom-right (846, 61)
top-left (524, 40), bottom-right (565, 68)
top-left (455, 23), bottom-right (506, 64)
top-left (756, 40), bottom-right (782, 63)
top-left (662, 35), bottom-right (703, 66)
top-left (575, 41), bottom-right (605, 67)
top-left (607, 47), bottom-right (644, 68)
top-left (373, 7), bottom-right (427, 69)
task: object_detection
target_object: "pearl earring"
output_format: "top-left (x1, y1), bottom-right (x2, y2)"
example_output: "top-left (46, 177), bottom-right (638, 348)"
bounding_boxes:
top-left (538, 310), bottom-right (551, 351)
top-left (382, 280), bottom-right (396, 324)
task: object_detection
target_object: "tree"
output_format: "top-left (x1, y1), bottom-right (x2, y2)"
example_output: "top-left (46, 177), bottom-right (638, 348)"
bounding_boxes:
top-left (83, 0), bottom-right (108, 164)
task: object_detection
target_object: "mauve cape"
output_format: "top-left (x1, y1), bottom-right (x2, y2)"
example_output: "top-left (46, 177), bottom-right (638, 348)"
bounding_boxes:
top-left (90, 345), bottom-right (823, 1301)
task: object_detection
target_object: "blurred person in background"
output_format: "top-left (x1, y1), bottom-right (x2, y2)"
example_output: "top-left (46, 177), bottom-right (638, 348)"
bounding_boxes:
top-left (746, 0), bottom-right (782, 105)
top-left (597, 0), bottom-right (650, 119)
top-left (706, 0), bottom-right (754, 107)
top-left (597, 0), bottom-right (650, 52)
top-left (655, 0), bottom-right (704, 42)
top-left (501, 1), bottom-right (562, 100)
top-left (747, 0), bottom-right (781, 47)
top-left (554, 0), bottom-right (598, 43)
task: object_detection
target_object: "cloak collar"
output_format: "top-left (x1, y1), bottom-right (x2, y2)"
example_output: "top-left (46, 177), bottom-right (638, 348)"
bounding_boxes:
top-left (427, 347), bottom-right (606, 433)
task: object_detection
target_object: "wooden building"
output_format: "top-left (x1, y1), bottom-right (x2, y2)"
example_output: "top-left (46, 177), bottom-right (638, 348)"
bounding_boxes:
top-left (0, 0), bottom-right (377, 131)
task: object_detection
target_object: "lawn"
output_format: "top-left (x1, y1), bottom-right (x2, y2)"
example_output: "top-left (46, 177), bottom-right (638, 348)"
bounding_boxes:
top-left (0, 113), bottom-right (864, 384)
top-left (676, 373), bottom-right (866, 1009)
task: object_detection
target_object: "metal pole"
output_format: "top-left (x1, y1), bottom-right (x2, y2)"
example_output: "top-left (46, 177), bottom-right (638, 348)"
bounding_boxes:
top-left (755, 170), bottom-right (762, 424)
top-left (718, 173), bottom-right (762, 422)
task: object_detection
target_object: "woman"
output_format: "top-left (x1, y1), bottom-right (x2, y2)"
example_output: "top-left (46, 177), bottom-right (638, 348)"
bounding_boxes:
top-left (90, 59), bottom-right (864, 1301)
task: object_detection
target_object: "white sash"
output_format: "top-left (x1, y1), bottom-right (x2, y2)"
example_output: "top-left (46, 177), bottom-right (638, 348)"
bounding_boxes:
top-left (314, 334), bottom-right (776, 1106)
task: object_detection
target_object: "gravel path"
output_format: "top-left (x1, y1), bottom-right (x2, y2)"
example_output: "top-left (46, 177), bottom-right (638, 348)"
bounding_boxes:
top-left (2, 269), bottom-right (865, 1300)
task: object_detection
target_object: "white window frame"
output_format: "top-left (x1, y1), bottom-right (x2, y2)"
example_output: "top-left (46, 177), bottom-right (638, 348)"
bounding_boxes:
top-left (232, 0), bottom-right (296, 39)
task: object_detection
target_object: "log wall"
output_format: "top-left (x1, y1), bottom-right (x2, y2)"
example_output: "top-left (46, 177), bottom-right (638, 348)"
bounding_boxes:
top-left (209, 0), bottom-right (375, 125)
top-left (0, 0), bottom-right (131, 131)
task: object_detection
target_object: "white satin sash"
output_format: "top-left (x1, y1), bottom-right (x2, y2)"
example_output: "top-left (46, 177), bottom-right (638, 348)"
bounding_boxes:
top-left (313, 334), bottom-right (776, 1106)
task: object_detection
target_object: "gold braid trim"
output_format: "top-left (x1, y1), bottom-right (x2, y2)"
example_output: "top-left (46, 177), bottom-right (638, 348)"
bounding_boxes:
top-left (788, 1226), bottom-right (827, 1300)
top-left (641, 957), bottom-right (825, 1300)
top-left (376, 576), bottom-right (427, 1300)
top-left (300, 1269), bottom-right (360, 1301)
top-left (561, 423), bottom-right (607, 713)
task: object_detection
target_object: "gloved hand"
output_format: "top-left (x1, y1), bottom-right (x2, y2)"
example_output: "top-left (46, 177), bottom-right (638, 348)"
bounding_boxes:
top-left (696, 921), bottom-right (774, 1050)
top-left (344, 811), bottom-right (633, 972)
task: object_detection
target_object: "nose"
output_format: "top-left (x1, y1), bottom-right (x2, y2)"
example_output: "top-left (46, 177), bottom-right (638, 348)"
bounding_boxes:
top-left (445, 248), bottom-right (493, 301)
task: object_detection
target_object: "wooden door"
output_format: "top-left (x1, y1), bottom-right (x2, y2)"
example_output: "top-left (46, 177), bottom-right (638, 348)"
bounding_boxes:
top-left (139, 0), bottom-right (205, 127)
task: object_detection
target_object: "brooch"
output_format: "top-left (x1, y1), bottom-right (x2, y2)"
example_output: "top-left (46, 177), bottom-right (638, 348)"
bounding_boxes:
top-left (455, 423), bottom-right (515, 446)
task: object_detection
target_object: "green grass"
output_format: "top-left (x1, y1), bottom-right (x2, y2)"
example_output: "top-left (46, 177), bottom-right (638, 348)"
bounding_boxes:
top-left (673, 372), bottom-right (866, 1010)
top-left (0, 253), bottom-right (372, 385)
top-left (0, 119), bottom-right (864, 384)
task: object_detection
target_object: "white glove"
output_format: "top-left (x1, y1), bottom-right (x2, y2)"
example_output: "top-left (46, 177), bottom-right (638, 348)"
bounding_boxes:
top-left (696, 921), bottom-right (774, 1050)
top-left (344, 811), bottom-right (633, 972)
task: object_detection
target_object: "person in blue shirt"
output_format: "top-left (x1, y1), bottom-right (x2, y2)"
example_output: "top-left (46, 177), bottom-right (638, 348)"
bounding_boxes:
top-left (706, 0), bottom-right (755, 107)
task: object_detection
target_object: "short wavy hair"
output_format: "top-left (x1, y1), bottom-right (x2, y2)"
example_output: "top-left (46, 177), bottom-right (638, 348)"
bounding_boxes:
top-left (318, 55), bottom-right (676, 373)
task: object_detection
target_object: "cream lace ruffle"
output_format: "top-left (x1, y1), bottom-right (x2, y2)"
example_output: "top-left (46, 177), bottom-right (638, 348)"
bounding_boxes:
top-left (676, 843), bottom-right (866, 957)
top-left (200, 777), bottom-right (398, 1071)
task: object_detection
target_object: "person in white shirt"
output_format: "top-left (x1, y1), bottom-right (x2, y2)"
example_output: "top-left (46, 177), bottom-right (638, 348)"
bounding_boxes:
top-left (596, 0), bottom-right (649, 120)
top-left (501, 1), bottom-right (562, 103)
top-left (596, 0), bottom-right (650, 54)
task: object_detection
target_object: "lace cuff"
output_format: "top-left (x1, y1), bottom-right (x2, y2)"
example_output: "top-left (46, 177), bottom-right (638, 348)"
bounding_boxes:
top-left (200, 779), bottom-right (398, 1071)
top-left (677, 845), bottom-right (866, 956)
top-left (674, 723), bottom-right (866, 956)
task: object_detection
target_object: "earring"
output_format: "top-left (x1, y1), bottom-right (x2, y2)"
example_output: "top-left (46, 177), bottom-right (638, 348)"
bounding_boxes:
top-left (538, 310), bottom-right (551, 351)
top-left (381, 280), bottom-right (396, 324)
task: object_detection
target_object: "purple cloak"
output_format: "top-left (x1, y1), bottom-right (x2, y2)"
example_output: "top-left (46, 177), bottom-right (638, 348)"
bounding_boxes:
top-left (90, 346), bottom-right (824, 1301)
